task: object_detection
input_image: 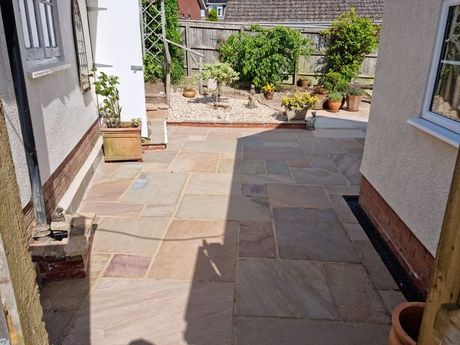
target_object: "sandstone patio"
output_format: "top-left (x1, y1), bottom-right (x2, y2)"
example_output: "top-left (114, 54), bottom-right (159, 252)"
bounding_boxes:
top-left (40, 122), bottom-right (406, 345)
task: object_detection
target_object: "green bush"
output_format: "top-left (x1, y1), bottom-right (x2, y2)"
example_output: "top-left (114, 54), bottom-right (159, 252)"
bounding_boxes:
top-left (200, 62), bottom-right (239, 103)
top-left (322, 71), bottom-right (349, 93)
top-left (93, 72), bottom-right (122, 128)
top-left (142, 0), bottom-right (183, 83)
top-left (219, 25), bottom-right (312, 89)
top-left (328, 91), bottom-right (343, 102)
top-left (281, 91), bottom-right (318, 110)
top-left (207, 8), bottom-right (218, 22)
top-left (322, 8), bottom-right (380, 82)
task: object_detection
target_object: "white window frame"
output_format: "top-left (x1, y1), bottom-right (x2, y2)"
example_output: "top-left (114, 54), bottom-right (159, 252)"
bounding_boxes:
top-left (422, 0), bottom-right (460, 134)
top-left (216, 6), bottom-right (223, 18)
top-left (18, 0), bottom-right (61, 63)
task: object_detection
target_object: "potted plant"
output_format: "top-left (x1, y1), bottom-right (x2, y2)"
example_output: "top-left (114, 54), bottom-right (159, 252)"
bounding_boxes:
top-left (261, 83), bottom-right (275, 100)
top-left (179, 77), bottom-right (198, 98)
top-left (94, 72), bottom-right (142, 162)
top-left (347, 87), bottom-right (365, 112)
top-left (281, 91), bottom-right (317, 121)
top-left (327, 91), bottom-right (343, 113)
top-left (389, 302), bottom-right (425, 345)
top-left (200, 62), bottom-right (239, 107)
top-left (297, 78), bottom-right (310, 88)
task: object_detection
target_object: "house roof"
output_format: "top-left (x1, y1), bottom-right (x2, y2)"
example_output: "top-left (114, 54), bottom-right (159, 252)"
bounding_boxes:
top-left (224, 0), bottom-right (384, 22)
top-left (206, 0), bottom-right (228, 4)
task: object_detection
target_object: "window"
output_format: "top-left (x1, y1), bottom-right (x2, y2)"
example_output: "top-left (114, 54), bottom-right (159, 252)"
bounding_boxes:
top-left (424, 1), bottom-right (460, 132)
top-left (18, 0), bottom-right (60, 62)
top-left (216, 6), bottom-right (223, 17)
top-left (72, 0), bottom-right (90, 92)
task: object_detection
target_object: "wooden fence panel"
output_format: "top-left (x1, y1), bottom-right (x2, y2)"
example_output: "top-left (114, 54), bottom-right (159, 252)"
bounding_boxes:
top-left (179, 20), bottom-right (378, 83)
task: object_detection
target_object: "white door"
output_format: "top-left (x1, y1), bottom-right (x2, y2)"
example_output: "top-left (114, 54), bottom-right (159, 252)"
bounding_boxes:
top-left (87, 0), bottom-right (148, 137)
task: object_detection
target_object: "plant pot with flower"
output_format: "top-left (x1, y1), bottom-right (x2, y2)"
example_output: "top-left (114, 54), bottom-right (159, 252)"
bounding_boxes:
top-left (179, 76), bottom-right (198, 98)
top-left (297, 78), bottom-right (310, 88)
top-left (261, 83), bottom-right (275, 100)
top-left (281, 91), bottom-right (318, 121)
top-left (346, 87), bottom-right (365, 112)
top-left (94, 72), bottom-right (142, 162)
top-left (327, 91), bottom-right (343, 113)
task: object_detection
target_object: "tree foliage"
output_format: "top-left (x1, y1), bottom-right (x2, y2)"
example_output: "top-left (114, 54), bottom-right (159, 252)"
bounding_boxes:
top-left (207, 8), bottom-right (218, 22)
top-left (219, 26), bottom-right (312, 89)
top-left (94, 72), bottom-right (122, 128)
top-left (142, 0), bottom-right (184, 82)
top-left (322, 8), bottom-right (380, 82)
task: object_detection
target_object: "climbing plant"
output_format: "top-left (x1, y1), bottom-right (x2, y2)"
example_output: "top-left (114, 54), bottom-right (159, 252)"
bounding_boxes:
top-left (321, 8), bottom-right (380, 82)
top-left (142, 0), bottom-right (184, 82)
top-left (219, 25), bottom-right (312, 89)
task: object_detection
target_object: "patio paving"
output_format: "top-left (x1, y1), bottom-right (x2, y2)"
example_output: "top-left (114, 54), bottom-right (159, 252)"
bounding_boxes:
top-left (40, 122), bottom-right (405, 345)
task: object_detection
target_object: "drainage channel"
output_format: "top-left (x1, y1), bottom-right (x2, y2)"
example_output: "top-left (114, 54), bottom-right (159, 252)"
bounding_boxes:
top-left (343, 195), bottom-right (425, 302)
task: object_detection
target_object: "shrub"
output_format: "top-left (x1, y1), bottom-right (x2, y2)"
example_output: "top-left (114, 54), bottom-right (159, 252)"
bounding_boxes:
top-left (207, 8), bottom-right (218, 21)
top-left (142, 0), bottom-right (183, 82)
top-left (328, 91), bottom-right (343, 102)
top-left (322, 8), bottom-right (380, 82)
top-left (200, 62), bottom-right (239, 103)
top-left (322, 71), bottom-right (349, 93)
top-left (261, 83), bottom-right (275, 93)
top-left (281, 91), bottom-right (318, 110)
top-left (94, 72), bottom-right (122, 128)
top-left (219, 26), bottom-right (312, 89)
top-left (348, 87), bottom-right (365, 96)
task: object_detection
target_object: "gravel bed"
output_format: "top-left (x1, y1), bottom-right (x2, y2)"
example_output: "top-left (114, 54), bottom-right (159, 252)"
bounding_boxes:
top-left (169, 90), bottom-right (286, 123)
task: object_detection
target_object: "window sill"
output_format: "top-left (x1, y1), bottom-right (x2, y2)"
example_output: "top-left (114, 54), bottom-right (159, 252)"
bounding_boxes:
top-left (408, 117), bottom-right (460, 148)
top-left (27, 63), bottom-right (71, 79)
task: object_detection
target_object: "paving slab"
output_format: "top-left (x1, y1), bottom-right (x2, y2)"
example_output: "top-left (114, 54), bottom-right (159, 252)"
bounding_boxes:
top-left (63, 279), bottom-right (233, 345)
top-left (83, 179), bottom-right (132, 202)
top-left (181, 139), bottom-right (239, 153)
top-left (186, 173), bottom-right (238, 194)
top-left (238, 222), bottom-right (276, 258)
top-left (110, 163), bottom-right (143, 179)
top-left (236, 259), bottom-right (337, 319)
top-left (103, 254), bottom-right (151, 278)
top-left (379, 290), bottom-right (407, 315)
top-left (218, 159), bottom-right (265, 174)
top-left (149, 220), bottom-right (238, 282)
top-left (274, 208), bottom-right (359, 262)
top-left (78, 201), bottom-right (144, 218)
top-left (176, 194), bottom-right (272, 222)
top-left (299, 137), bottom-right (347, 154)
top-left (291, 166), bottom-right (348, 185)
top-left (168, 152), bottom-right (220, 172)
top-left (92, 217), bottom-right (169, 256)
top-left (243, 146), bottom-right (307, 160)
top-left (329, 195), bottom-right (359, 223)
top-left (331, 153), bottom-right (363, 185)
top-left (324, 262), bottom-right (390, 324)
top-left (121, 172), bottom-right (188, 207)
top-left (266, 160), bottom-right (291, 175)
top-left (268, 184), bottom-right (331, 209)
top-left (236, 317), bottom-right (389, 345)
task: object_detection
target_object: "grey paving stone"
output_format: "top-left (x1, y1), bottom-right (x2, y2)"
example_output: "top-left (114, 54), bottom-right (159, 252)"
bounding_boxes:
top-left (329, 194), bottom-right (359, 223)
top-left (274, 208), bottom-right (359, 262)
top-left (343, 223), bottom-right (370, 242)
top-left (218, 159), bottom-right (265, 175)
top-left (314, 129), bottom-right (367, 139)
top-left (324, 262), bottom-right (390, 324)
top-left (241, 184), bottom-right (267, 196)
top-left (325, 184), bottom-right (361, 196)
top-left (239, 222), bottom-right (276, 258)
top-left (110, 163), bottom-right (143, 179)
top-left (331, 153), bottom-right (363, 185)
top-left (182, 139), bottom-right (239, 153)
top-left (266, 160), bottom-right (291, 175)
top-left (291, 166), bottom-right (348, 185)
top-left (299, 137), bottom-right (347, 154)
top-left (268, 184), bottom-right (331, 209)
top-left (243, 146), bottom-right (306, 160)
top-left (236, 317), bottom-right (389, 345)
top-left (236, 259), bottom-right (337, 319)
top-left (379, 290), bottom-right (407, 315)
top-left (354, 240), bottom-right (399, 290)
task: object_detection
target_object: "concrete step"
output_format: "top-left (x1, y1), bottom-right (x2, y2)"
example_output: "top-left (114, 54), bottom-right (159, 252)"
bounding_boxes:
top-left (145, 92), bottom-right (166, 101)
top-left (146, 103), bottom-right (169, 112)
top-left (147, 119), bottom-right (167, 145)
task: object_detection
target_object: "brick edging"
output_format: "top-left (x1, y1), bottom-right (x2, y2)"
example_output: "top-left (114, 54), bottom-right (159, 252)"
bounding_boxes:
top-left (358, 177), bottom-right (434, 296)
top-left (167, 121), bottom-right (307, 129)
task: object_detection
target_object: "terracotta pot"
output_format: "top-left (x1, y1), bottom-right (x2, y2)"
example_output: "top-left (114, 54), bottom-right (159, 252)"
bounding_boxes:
top-left (347, 94), bottom-right (362, 112)
top-left (182, 89), bottom-right (196, 98)
top-left (264, 91), bottom-right (274, 100)
top-left (327, 100), bottom-right (342, 113)
top-left (101, 124), bottom-right (142, 162)
top-left (297, 79), bottom-right (309, 88)
top-left (389, 302), bottom-right (425, 345)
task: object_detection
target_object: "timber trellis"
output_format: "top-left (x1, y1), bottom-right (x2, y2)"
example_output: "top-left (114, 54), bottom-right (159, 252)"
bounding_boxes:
top-left (179, 20), bottom-right (379, 84)
top-left (142, 0), bottom-right (163, 67)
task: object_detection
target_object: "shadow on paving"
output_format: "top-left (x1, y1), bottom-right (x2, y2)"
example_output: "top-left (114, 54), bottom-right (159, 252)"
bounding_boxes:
top-left (39, 118), bottom-right (405, 344)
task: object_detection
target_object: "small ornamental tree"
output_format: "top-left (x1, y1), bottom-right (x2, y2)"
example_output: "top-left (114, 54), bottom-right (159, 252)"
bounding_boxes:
top-left (200, 62), bottom-right (239, 104)
top-left (219, 25), bottom-right (312, 89)
top-left (322, 8), bottom-right (380, 82)
top-left (94, 72), bottom-right (122, 128)
top-left (207, 8), bottom-right (218, 22)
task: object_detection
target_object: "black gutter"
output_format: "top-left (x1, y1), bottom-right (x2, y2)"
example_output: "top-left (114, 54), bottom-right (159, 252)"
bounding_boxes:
top-left (1, 0), bottom-right (49, 235)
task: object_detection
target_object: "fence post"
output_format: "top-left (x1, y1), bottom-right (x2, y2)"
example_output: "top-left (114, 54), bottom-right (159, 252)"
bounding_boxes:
top-left (161, 0), bottom-right (171, 106)
top-left (185, 23), bottom-right (192, 76)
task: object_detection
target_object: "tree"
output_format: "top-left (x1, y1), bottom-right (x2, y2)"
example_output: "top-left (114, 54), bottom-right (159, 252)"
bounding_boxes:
top-left (207, 8), bottom-right (218, 22)
top-left (321, 8), bottom-right (380, 82)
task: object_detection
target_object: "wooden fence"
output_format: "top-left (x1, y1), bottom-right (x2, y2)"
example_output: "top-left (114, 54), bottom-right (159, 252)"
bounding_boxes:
top-left (179, 20), bottom-right (378, 84)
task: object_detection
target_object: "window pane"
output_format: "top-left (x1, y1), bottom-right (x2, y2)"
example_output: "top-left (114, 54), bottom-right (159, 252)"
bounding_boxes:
top-left (430, 5), bottom-right (460, 122)
top-left (38, 2), bottom-right (50, 47)
top-left (18, 0), bottom-right (31, 48)
top-left (26, 0), bottom-right (40, 47)
top-left (46, 5), bottom-right (57, 47)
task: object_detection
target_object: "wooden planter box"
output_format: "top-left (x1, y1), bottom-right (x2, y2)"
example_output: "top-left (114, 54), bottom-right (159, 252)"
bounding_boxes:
top-left (101, 126), bottom-right (142, 162)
